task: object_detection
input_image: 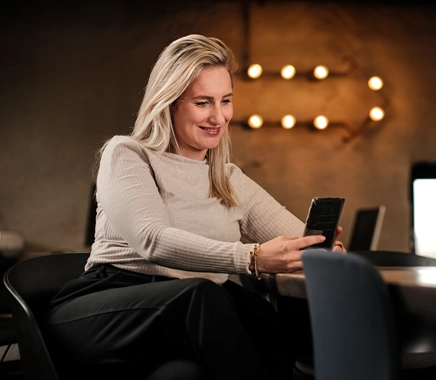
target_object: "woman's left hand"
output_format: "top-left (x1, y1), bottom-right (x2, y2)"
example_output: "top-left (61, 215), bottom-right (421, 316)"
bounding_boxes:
top-left (332, 226), bottom-right (347, 253)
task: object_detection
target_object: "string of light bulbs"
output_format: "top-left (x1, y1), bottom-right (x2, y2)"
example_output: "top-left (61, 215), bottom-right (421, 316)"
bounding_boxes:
top-left (235, 2), bottom-right (389, 142)
top-left (240, 58), bottom-right (387, 141)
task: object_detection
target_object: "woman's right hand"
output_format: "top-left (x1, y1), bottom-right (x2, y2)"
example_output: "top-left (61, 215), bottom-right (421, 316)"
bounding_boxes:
top-left (256, 235), bottom-right (326, 273)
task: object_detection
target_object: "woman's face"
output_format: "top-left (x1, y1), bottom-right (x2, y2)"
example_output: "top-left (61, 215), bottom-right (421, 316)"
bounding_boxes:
top-left (171, 66), bottom-right (233, 160)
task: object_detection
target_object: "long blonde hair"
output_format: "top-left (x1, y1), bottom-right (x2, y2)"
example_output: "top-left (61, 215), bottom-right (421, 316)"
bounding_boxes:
top-left (117, 34), bottom-right (239, 207)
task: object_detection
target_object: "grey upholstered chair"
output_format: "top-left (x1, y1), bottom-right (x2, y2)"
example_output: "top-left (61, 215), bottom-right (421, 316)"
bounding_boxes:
top-left (302, 250), bottom-right (398, 380)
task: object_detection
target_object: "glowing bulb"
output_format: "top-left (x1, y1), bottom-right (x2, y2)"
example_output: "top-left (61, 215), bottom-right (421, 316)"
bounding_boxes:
top-left (281, 115), bottom-right (296, 129)
top-left (248, 114), bottom-right (263, 129)
top-left (247, 64), bottom-right (263, 79)
top-left (281, 65), bottom-right (296, 80)
top-left (369, 107), bottom-right (385, 121)
top-left (313, 65), bottom-right (329, 80)
top-left (314, 115), bottom-right (329, 130)
top-left (368, 76), bottom-right (383, 90)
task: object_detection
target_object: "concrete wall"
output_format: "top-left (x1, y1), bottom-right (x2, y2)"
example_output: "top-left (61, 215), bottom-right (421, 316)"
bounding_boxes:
top-left (1, 0), bottom-right (436, 256)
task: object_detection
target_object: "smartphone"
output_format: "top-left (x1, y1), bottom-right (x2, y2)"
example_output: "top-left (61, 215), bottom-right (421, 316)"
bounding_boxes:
top-left (303, 197), bottom-right (345, 249)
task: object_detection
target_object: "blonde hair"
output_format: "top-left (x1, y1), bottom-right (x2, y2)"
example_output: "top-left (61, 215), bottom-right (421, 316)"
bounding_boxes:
top-left (111, 34), bottom-right (239, 207)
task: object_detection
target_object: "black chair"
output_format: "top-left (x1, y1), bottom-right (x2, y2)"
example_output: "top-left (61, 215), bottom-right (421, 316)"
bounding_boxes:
top-left (0, 240), bottom-right (25, 378)
top-left (3, 253), bottom-right (89, 380)
top-left (3, 252), bottom-right (209, 380)
top-left (0, 261), bottom-right (22, 379)
top-left (302, 250), bottom-right (398, 380)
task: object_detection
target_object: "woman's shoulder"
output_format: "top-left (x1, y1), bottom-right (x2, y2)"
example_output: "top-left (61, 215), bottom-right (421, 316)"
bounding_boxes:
top-left (226, 163), bottom-right (251, 186)
top-left (226, 162), bottom-right (246, 179)
top-left (99, 136), bottom-right (165, 171)
top-left (226, 162), bottom-right (263, 194)
top-left (106, 135), bottom-right (143, 150)
top-left (103, 135), bottom-right (155, 158)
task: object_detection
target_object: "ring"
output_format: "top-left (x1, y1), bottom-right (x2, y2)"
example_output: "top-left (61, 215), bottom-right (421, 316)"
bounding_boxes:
top-left (334, 241), bottom-right (344, 250)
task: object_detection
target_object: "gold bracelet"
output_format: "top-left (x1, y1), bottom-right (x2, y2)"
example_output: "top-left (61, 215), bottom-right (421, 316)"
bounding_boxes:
top-left (250, 243), bottom-right (261, 280)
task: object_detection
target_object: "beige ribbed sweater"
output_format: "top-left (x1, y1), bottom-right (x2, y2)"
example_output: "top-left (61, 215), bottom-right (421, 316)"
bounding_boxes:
top-left (87, 136), bottom-right (304, 284)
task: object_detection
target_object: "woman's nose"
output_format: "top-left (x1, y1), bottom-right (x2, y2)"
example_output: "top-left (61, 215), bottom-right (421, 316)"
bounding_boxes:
top-left (209, 104), bottom-right (226, 125)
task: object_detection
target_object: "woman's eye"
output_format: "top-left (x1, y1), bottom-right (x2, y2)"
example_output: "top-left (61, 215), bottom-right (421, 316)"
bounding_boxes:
top-left (222, 99), bottom-right (232, 105)
top-left (196, 101), bottom-right (210, 107)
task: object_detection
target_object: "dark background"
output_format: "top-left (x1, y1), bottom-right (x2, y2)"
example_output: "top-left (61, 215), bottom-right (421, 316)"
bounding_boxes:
top-left (1, 0), bottom-right (436, 257)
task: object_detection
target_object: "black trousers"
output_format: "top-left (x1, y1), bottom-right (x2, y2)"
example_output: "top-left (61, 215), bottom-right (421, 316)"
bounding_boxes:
top-left (45, 264), bottom-right (290, 380)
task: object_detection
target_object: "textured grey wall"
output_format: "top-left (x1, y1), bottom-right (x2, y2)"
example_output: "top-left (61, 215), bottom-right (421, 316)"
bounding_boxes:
top-left (1, 1), bottom-right (435, 255)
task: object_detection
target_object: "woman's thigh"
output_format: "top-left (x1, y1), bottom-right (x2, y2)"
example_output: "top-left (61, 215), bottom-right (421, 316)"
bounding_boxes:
top-left (47, 278), bottom-right (216, 360)
top-left (46, 276), bottom-right (274, 380)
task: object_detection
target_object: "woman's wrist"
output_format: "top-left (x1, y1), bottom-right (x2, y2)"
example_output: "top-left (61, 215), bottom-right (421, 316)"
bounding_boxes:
top-left (249, 243), bottom-right (261, 280)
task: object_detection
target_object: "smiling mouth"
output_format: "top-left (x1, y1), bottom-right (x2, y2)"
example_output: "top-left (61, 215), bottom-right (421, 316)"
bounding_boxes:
top-left (199, 127), bottom-right (220, 135)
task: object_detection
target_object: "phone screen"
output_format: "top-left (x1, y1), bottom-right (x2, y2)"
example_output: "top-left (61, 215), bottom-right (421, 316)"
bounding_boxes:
top-left (303, 197), bottom-right (345, 249)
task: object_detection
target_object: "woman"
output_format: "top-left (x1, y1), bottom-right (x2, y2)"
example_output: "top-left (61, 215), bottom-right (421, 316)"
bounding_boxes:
top-left (45, 34), bottom-right (345, 380)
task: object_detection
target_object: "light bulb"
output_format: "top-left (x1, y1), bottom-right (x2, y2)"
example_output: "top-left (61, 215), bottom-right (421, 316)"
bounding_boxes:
top-left (369, 107), bottom-right (385, 121)
top-left (314, 65), bottom-right (329, 80)
top-left (248, 114), bottom-right (263, 129)
top-left (281, 115), bottom-right (296, 129)
top-left (314, 115), bottom-right (329, 130)
top-left (281, 65), bottom-right (296, 80)
top-left (368, 76), bottom-right (383, 90)
top-left (247, 64), bottom-right (263, 79)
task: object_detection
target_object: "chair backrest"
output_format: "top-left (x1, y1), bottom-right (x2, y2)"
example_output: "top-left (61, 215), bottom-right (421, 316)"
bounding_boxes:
top-left (3, 253), bottom-right (89, 380)
top-left (302, 250), bottom-right (398, 380)
top-left (349, 205), bottom-right (386, 251)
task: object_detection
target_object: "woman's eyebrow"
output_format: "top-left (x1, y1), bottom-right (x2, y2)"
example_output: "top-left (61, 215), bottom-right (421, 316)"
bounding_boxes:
top-left (192, 93), bottom-right (233, 100)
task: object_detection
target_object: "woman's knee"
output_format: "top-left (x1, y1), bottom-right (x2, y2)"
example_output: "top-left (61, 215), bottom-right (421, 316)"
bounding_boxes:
top-left (178, 278), bottom-right (235, 308)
